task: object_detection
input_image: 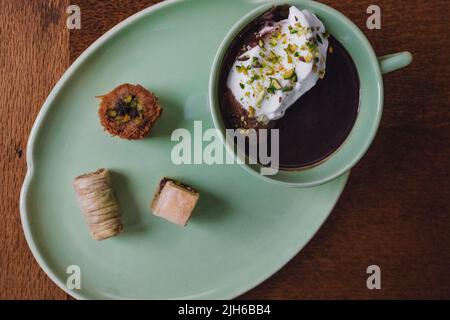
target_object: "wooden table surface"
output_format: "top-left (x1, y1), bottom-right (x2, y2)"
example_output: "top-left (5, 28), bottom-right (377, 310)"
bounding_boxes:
top-left (1, 0), bottom-right (449, 299)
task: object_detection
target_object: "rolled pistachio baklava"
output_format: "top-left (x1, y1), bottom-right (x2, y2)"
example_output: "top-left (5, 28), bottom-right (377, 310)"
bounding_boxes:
top-left (73, 168), bottom-right (123, 240)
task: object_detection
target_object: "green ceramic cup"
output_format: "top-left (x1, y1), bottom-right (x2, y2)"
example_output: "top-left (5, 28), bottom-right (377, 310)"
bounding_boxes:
top-left (209, 0), bottom-right (412, 188)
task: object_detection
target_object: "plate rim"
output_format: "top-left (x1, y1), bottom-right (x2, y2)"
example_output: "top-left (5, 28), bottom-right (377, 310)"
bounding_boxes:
top-left (19, 0), bottom-right (349, 300)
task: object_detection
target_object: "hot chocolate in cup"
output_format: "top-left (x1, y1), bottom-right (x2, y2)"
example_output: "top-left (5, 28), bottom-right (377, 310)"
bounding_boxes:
top-left (209, 1), bottom-right (412, 187)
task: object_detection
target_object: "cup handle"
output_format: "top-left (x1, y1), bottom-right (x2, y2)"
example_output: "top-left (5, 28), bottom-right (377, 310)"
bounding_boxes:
top-left (378, 51), bottom-right (413, 74)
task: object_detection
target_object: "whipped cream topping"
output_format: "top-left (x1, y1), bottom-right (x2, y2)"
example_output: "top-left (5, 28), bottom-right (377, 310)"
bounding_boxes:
top-left (227, 6), bottom-right (329, 123)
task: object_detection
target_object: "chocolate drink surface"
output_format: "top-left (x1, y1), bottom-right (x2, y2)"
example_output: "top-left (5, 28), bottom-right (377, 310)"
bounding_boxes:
top-left (219, 6), bottom-right (360, 169)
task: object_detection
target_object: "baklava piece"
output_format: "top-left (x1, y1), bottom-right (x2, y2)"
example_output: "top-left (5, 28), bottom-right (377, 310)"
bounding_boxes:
top-left (151, 178), bottom-right (200, 226)
top-left (97, 83), bottom-right (162, 140)
top-left (73, 168), bottom-right (123, 240)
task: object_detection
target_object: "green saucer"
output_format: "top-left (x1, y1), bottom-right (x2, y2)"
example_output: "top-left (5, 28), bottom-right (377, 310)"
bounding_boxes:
top-left (20, 0), bottom-right (348, 299)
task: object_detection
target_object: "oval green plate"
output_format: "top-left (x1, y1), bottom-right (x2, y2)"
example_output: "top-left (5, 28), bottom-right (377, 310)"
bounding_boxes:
top-left (20, 0), bottom-right (349, 299)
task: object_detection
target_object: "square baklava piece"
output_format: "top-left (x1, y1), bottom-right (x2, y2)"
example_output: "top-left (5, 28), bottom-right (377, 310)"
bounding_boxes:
top-left (151, 178), bottom-right (199, 226)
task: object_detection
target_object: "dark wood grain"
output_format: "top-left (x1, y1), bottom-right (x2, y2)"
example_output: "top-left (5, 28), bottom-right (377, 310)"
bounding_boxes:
top-left (1, 0), bottom-right (449, 299)
top-left (0, 0), bottom-right (69, 299)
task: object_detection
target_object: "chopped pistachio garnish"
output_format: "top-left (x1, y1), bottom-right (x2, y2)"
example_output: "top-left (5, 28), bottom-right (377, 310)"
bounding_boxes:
top-left (236, 65), bottom-right (248, 75)
top-left (283, 68), bottom-right (296, 80)
top-left (306, 38), bottom-right (318, 54)
top-left (230, 13), bottom-right (328, 115)
top-left (123, 95), bottom-right (132, 104)
top-left (255, 90), bottom-right (265, 107)
top-left (110, 94), bottom-right (143, 123)
top-left (269, 38), bottom-right (278, 47)
top-left (305, 54), bottom-right (312, 63)
top-left (287, 43), bottom-right (298, 53)
top-left (248, 106), bottom-right (255, 118)
top-left (268, 51), bottom-right (278, 62)
top-left (270, 78), bottom-right (282, 90)
top-left (266, 66), bottom-right (275, 75)
top-left (252, 57), bottom-right (262, 68)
